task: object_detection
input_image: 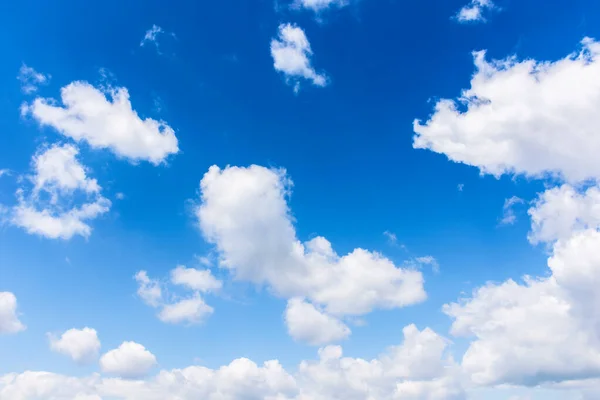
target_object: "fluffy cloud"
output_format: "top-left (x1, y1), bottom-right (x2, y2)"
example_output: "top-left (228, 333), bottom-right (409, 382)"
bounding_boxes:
top-left (271, 24), bottom-right (328, 92)
top-left (99, 342), bottom-right (157, 379)
top-left (0, 324), bottom-right (462, 399)
top-left (285, 298), bottom-right (351, 345)
top-left (23, 81), bottom-right (179, 164)
top-left (135, 268), bottom-right (219, 325)
top-left (10, 144), bottom-right (110, 240)
top-left (170, 265), bottom-right (222, 292)
top-left (48, 327), bottom-right (101, 364)
top-left (455, 0), bottom-right (496, 23)
top-left (17, 64), bottom-right (50, 94)
top-left (292, 0), bottom-right (347, 13)
top-left (414, 38), bottom-right (600, 183)
top-left (196, 165), bottom-right (425, 318)
top-left (0, 292), bottom-right (26, 334)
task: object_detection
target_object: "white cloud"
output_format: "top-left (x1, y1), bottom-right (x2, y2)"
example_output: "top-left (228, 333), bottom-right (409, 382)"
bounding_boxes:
top-left (528, 184), bottom-right (600, 244)
top-left (140, 25), bottom-right (163, 47)
top-left (285, 298), bottom-right (350, 345)
top-left (134, 271), bottom-right (163, 308)
top-left (157, 294), bottom-right (214, 325)
top-left (0, 324), bottom-right (463, 399)
top-left (196, 165), bottom-right (426, 321)
top-left (170, 265), bottom-right (222, 292)
top-left (414, 38), bottom-right (600, 184)
top-left (292, 0), bottom-right (347, 13)
top-left (271, 24), bottom-right (328, 92)
top-left (0, 169), bottom-right (10, 178)
top-left (455, 0), bottom-right (496, 23)
top-left (10, 144), bottom-right (110, 240)
top-left (500, 196), bottom-right (524, 226)
top-left (135, 269), bottom-right (216, 325)
top-left (48, 328), bottom-right (101, 365)
top-left (99, 341), bottom-right (157, 379)
top-left (23, 81), bottom-right (179, 164)
top-left (0, 292), bottom-right (25, 334)
top-left (415, 255), bottom-right (440, 273)
top-left (17, 64), bottom-right (50, 94)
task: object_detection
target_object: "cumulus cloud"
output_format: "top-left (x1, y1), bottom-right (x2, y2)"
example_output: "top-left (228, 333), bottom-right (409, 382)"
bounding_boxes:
top-left (196, 165), bottom-right (425, 315)
top-left (99, 341), bottom-right (157, 379)
top-left (0, 324), bottom-right (462, 399)
top-left (271, 23), bottom-right (328, 92)
top-left (455, 0), bottom-right (496, 23)
top-left (17, 64), bottom-right (50, 94)
top-left (285, 298), bottom-right (351, 345)
top-left (135, 268), bottom-right (219, 325)
top-left (23, 81), bottom-right (179, 164)
top-left (48, 328), bottom-right (101, 365)
top-left (414, 38), bottom-right (600, 184)
top-left (10, 144), bottom-right (110, 240)
top-left (0, 292), bottom-right (26, 334)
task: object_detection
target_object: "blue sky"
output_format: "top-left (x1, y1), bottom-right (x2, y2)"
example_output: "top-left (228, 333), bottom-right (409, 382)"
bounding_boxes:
top-left (2, 0), bottom-right (600, 399)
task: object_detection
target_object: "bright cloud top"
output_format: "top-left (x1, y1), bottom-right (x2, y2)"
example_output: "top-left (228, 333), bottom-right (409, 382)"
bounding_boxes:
top-left (0, 324), bottom-right (463, 399)
top-left (455, 0), bottom-right (496, 23)
top-left (23, 81), bottom-right (179, 164)
top-left (48, 327), bottom-right (101, 365)
top-left (99, 341), bottom-right (157, 379)
top-left (271, 23), bottom-right (328, 92)
top-left (414, 38), bottom-right (600, 183)
top-left (17, 64), bottom-right (50, 94)
top-left (0, 292), bottom-right (26, 334)
top-left (10, 144), bottom-right (110, 240)
top-left (285, 298), bottom-right (351, 345)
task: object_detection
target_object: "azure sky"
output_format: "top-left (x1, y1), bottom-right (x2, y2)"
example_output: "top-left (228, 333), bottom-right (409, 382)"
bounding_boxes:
top-left (1, 0), bottom-right (600, 399)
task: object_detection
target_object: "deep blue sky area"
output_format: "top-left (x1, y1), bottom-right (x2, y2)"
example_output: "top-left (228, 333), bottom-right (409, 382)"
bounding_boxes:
top-left (0, 1), bottom-right (599, 397)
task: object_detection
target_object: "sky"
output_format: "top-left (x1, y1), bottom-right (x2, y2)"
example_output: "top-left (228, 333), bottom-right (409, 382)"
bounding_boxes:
top-left (1, 0), bottom-right (600, 398)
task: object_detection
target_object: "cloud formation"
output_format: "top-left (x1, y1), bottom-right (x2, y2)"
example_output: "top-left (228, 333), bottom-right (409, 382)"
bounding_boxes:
top-left (48, 327), bottom-right (101, 365)
top-left (17, 64), bottom-right (50, 94)
top-left (99, 341), bottom-right (157, 379)
top-left (0, 292), bottom-right (26, 334)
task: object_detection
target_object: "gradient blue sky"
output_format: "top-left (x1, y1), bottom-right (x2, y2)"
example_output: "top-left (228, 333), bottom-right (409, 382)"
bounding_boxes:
top-left (1, 0), bottom-right (600, 399)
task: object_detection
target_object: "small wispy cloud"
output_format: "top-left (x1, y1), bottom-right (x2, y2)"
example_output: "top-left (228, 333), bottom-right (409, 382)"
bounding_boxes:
top-left (457, 183), bottom-right (465, 192)
top-left (140, 25), bottom-right (175, 54)
top-left (455, 0), bottom-right (497, 23)
top-left (500, 196), bottom-right (524, 225)
top-left (17, 64), bottom-right (50, 94)
top-left (415, 256), bottom-right (440, 273)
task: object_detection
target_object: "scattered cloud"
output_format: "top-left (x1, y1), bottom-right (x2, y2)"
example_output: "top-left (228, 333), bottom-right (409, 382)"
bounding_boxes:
top-left (500, 196), bottom-right (524, 226)
top-left (271, 23), bottom-right (328, 92)
top-left (0, 169), bottom-right (10, 178)
top-left (17, 64), bottom-right (50, 94)
top-left (48, 327), bottom-right (101, 365)
top-left (10, 144), bottom-right (110, 240)
top-left (285, 298), bottom-right (351, 345)
top-left (0, 292), bottom-right (26, 334)
top-left (23, 81), bottom-right (179, 165)
top-left (292, 0), bottom-right (347, 13)
top-left (455, 0), bottom-right (496, 23)
top-left (195, 165), bottom-right (426, 342)
top-left (140, 25), bottom-right (175, 54)
top-left (99, 341), bottom-right (157, 379)
top-left (414, 38), bottom-right (600, 184)
top-left (383, 230), bottom-right (398, 245)
top-left (135, 267), bottom-right (220, 325)
top-left (457, 183), bottom-right (464, 192)
top-left (0, 324), bottom-right (463, 399)
top-left (115, 192), bottom-right (125, 200)
top-left (415, 256), bottom-right (440, 273)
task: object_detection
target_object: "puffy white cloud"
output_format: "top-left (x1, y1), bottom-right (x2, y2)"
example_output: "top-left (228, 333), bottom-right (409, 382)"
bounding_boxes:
top-left (528, 184), bottom-right (600, 244)
top-left (445, 228), bottom-right (600, 387)
top-left (455, 0), bottom-right (496, 23)
top-left (23, 82), bottom-right (179, 164)
top-left (17, 64), bottom-right (50, 94)
top-left (196, 165), bottom-right (426, 321)
top-left (157, 294), bottom-right (214, 325)
top-left (0, 292), bottom-right (25, 334)
top-left (285, 298), bottom-right (350, 345)
top-left (10, 144), bottom-right (110, 240)
top-left (170, 265), bottom-right (222, 292)
top-left (500, 196), bottom-right (524, 226)
top-left (100, 341), bottom-right (157, 379)
top-left (414, 38), bottom-right (600, 184)
top-left (48, 327), bottom-right (101, 365)
top-left (0, 325), bottom-right (462, 399)
top-left (292, 0), bottom-right (347, 13)
top-left (271, 24), bottom-right (328, 92)
top-left (135, 268), bottom-right (216, 325)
